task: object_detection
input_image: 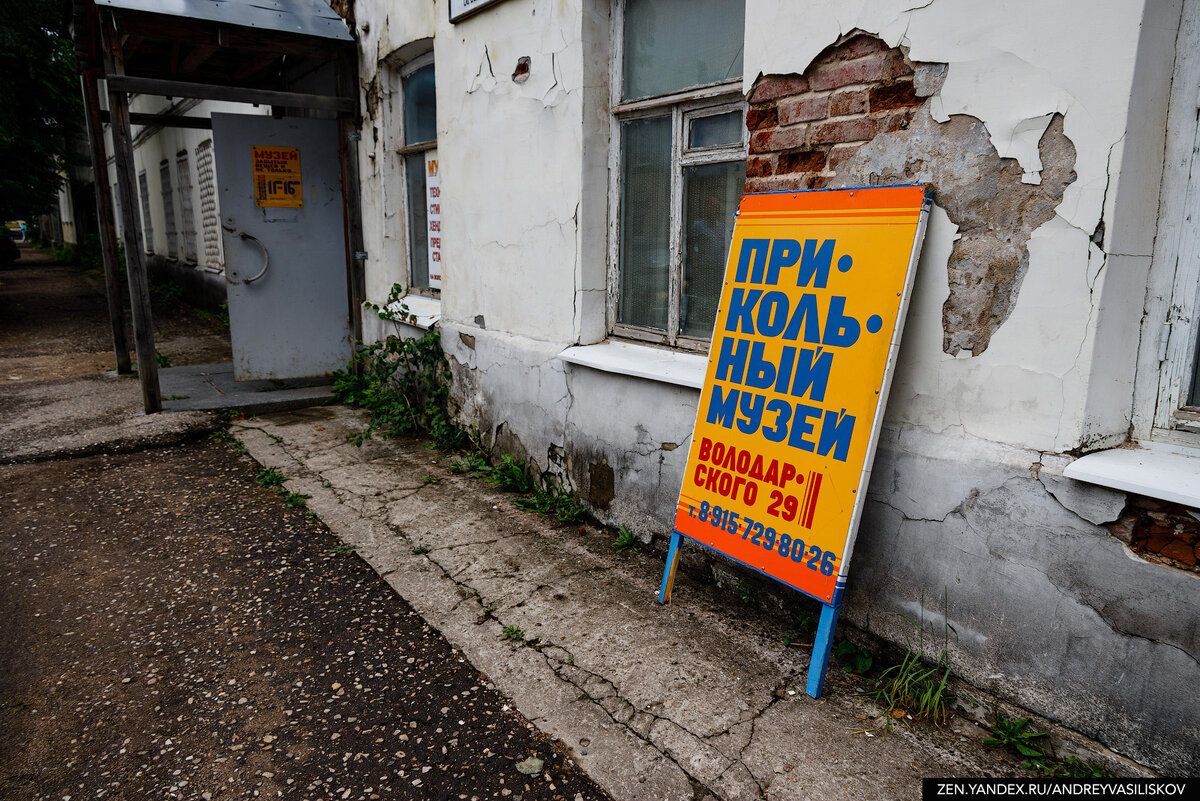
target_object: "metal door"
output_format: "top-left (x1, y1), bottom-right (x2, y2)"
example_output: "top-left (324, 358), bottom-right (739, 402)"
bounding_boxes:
top-left (212, 113), bottom-right (351, 380)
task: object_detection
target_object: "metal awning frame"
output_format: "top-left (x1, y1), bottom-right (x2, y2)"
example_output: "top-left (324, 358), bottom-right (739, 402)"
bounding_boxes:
top-left (72, 0), bottom-right (365, 413)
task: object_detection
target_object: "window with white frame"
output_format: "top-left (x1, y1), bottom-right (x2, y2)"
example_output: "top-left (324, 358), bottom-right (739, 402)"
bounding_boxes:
top-left (1141, 0), bottom-right (1200, 443)
top-left (610, 0), bottom-right (746, 348)
top-left (1154, 104), bottom-right (1200, 434)
top-left (398, 55), bottom-right (440, 292)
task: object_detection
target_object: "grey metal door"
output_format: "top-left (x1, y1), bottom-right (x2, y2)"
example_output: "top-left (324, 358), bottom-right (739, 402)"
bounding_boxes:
top-left (212, 113), bottom-right (351, 380)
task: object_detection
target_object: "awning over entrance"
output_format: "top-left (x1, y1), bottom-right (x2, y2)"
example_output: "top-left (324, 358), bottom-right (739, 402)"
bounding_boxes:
top-left (72, 0), bottom-right (364, 413)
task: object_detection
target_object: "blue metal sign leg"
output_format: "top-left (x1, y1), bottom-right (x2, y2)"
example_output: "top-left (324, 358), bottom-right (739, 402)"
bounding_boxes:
top-left (806, 602), bottom-right (841, 698)
top-left (658, 531), bottom-right (683, 604)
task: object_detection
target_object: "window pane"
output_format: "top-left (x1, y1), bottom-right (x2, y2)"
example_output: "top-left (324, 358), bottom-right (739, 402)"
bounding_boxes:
top-left (689, 111), bottom-right (742, 149)
top-left (404, 64), bottom-right (436, 145)
top-left (618, 116), bottom-right (672, 331)
top-left (680, 160), bottom-right (742, 339)
top-left (623, 0), bottom-right (745, 101)
top-left (406, 153), bottom-right (429, 288)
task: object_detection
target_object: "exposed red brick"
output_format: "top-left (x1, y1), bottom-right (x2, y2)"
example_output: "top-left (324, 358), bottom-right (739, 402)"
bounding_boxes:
top-left (750, 74), bottom-right (809, 104)
top-left (837, 34), bottom-right (888, 61)
top-left (886, 50), bottom-right (916, 79)
top-left (881, 110), bottom-right (914, 133)
top-left (751, 125), bottom-right (808, 154)
top-left (745, 174), bottom-right (810, 193)
top-left (827, 143), bottom-right (862, 171)
top-left (809, 116), bottom-right (878, 145)
top-left (811, 54), bottom-right (887, 91)
top-left (809, 175), bottom-right (832, 189)
top-left (778, 95), bottom-right (828, 125)
top-left (870, 80), bottom-right (922, 111)
top-left (746, 105), bottom-right (779, 132)
top-left (777, 149), bottom-right (829, 174)
top-left (1143, 533), bottom-right (1172, 553)
top-left (1160, 540), bottom-right (1198, 566)
top-left (746, 156), bottom-right (775, 178)
top-left (1106, 518), bottom-right (1136, 544)
top-left (829, 89), bottom-right (868, 117)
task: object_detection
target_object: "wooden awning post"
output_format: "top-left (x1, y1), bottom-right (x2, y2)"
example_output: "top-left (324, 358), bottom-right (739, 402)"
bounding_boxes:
top-left (101, 11), bottom-right (162, 413)
top-left (79, 69), bottom-right (133, 375)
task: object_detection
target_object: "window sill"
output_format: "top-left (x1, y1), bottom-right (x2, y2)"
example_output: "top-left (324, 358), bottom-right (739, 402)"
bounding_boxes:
top-left (559, 340), bottom-right (707, 390)
top-left (387, 294), bottom-right (440, 330)
top-left (1063, 440), bottom-right (1200, 508)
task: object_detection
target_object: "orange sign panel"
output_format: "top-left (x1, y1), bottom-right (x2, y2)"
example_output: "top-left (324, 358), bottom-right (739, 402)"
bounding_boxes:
top-left (251, 145), bottom-right (303, 208)
top-left (673, 186), bottom-right (930, 604)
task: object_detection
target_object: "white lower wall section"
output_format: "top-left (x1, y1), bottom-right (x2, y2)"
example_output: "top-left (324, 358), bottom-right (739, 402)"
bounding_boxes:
top-left (441, 323), bottom-right (1200, 775)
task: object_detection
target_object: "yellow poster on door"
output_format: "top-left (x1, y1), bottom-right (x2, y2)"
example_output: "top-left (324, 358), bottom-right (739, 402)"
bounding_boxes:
top-left (673, 185), bottom-right (930, 604)
top-left (251, 145), bottom-right (303, 208)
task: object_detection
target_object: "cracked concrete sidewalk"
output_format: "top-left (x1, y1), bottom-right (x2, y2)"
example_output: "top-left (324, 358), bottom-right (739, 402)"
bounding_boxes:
top-left (233, 406), bottom-right (1020, 801)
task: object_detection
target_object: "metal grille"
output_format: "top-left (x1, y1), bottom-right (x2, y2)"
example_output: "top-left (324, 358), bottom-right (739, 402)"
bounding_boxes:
top-left (175, 151), bottom-right (198, 263)
top-left (196, 139), bottom-right (222, 271)
top-left (159, 160), bottom-right (178, 259)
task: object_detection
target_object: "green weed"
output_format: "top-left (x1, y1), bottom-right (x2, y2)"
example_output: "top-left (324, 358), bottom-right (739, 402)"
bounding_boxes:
top-left (448, 453), bottom-right (490, 475)
top-left (155, 351), bottom-right (172, 367)
top-left (411, 545), bottom-right (431, 555)
top-left (280, 490), bottom-right (311, 509)
top-left (330, 543), bottom-right (358, 556)
top-left (984, 716), bottom-right (1110, 777)
top-left (514, 483), bottom-right (586, 523)
top-left (486, 454), bottom-right (536, 493)
top-left (255, 467), bottom-right (287, 488)
top-left (983, 715), bottom-right (1048, 758)
top-left (734, 578), bottom-right (759, 607)
top-left (866, 589), bottom-right (957, 727)
top-left (613, 526), bottom-right (639, 553)
top-left (422, 474), bottom-right (440, 485)
top-left (500, 625), bottom-right (526, 645)
top-left (333, 284), bottom-right (468, 451)
top-left (834, 640), bottom-right (874, 675)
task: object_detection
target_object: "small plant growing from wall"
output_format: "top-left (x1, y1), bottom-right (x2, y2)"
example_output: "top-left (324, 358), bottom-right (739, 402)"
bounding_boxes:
top-left (333, 283), bottom-right (468, 451)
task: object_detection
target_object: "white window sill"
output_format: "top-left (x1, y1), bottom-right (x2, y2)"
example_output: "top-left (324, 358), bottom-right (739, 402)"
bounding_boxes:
top-left (385, 294), bottom-right (440, 330)
top-left (1063, 440), bottom-right (1200, 508)
top-left (559, 340), bottom-right (707, 390)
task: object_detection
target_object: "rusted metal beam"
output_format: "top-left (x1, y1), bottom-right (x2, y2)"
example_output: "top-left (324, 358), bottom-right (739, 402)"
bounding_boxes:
top-left (79, 68), bottom-right (132, 375)
top-left (105, 75), bottom-right (355, 112)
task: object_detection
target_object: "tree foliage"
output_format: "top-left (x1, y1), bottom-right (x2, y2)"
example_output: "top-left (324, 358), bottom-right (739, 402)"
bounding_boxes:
top-left (0, 0), bottom-right (83, 221)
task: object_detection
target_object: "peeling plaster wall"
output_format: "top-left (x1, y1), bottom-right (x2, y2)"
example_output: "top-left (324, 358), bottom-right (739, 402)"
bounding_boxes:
top-left (348, 0), bottom-right (1199, 774)
top-left (355, 0), bottom-right (593, 344)
top-left (745, 0), bottom-right (1164, 454)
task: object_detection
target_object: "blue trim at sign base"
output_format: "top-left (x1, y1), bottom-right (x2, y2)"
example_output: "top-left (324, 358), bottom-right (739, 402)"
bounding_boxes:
top-left (657, 530), bottom-right (844, 699)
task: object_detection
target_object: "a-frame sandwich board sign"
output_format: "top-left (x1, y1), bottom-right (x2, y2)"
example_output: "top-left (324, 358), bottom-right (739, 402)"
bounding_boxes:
top-left (660, 184), bottom-right (931, 698)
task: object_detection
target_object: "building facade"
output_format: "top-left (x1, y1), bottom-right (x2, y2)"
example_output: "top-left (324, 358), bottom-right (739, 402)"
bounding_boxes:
top-left (348, 0), bottom-right (1200, 774)
top-left (107, 0), bottom-right (1200, 775)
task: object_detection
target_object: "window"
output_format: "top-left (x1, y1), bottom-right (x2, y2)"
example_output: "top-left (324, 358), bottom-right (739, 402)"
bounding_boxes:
top-left (159, 160), bottom-right (178, 260)
top-left (137, 169), bottom-right (154, 254)
top-left (196, 139), bottom-right (222, 271)
top-left (176, 150), bottom-right (198, 263)
top-left (1138, 0), bottom-right (1200, 443)
top-left (399, 57), bottom-right (440, 292)
top-left (611, 0), bottom-right (746, 349)
top-left (1155, 112), bottom-right (1200, 433)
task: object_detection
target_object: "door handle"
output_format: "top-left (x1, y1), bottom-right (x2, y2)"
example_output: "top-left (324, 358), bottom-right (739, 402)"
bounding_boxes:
top-left (221, 224), bottom-right (270, 285)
